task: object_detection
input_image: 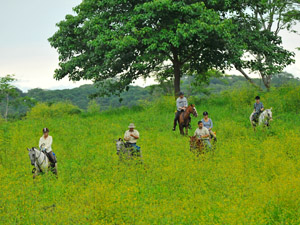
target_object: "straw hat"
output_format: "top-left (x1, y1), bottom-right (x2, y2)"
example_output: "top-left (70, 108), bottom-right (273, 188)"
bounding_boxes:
top-left (128, 123), bottom-right (135, 128)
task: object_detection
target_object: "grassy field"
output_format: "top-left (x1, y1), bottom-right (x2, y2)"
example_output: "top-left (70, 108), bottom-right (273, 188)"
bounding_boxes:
top-left (1, 86), bottom-right (300, 224)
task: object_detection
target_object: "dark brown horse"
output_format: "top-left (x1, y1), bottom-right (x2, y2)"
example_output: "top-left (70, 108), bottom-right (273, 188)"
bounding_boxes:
top-left (189, 136), bottom-right (205, 156)
top-left (178, 104), bottom-right (198, 135)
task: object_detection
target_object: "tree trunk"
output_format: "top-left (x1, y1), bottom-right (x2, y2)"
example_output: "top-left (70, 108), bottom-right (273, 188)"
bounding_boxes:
top-left (262, 74), bottom-right (271, 91)
top-left (173, 50), bottom-right (181, 99)
top-left (236, 67), bottom-right (263, 91)
top-left (5, 94), bottom-right (9, 121)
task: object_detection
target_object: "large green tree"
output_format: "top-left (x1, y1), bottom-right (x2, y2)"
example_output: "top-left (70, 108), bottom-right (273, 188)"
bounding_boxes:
top-left (49, 0), bottom-right (240, 97)
top-left (229, 0), bottom-right (299, 90)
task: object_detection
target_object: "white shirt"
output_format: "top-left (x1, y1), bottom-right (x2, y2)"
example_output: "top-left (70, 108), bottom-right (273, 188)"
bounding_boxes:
top-left (39, 135), bottom-right (53, 153)
top-left (124, 130), bottom-right (139, 143)
top-left (194, 127), bottom-right (209, 140)
top-left (176, 97), bottom-right (188, 111)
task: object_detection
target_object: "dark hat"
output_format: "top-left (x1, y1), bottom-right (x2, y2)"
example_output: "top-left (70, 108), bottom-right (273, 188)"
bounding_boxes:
top-left (203, 111), bottom-right (208, 116)
top-left (179, 91), bottom-right (184, 96)
top-left (255, 96), bottom-right (260, 100)
top-left (43, 128), bottom-right (49, 133)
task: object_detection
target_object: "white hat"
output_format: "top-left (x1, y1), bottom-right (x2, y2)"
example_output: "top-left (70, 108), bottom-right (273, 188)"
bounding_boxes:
top-left (128, 123), bottom-right (135, 128)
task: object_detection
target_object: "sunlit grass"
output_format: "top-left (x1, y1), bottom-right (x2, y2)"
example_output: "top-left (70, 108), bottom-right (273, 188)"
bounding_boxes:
top-left (0, 89), bottom-right (300, 224)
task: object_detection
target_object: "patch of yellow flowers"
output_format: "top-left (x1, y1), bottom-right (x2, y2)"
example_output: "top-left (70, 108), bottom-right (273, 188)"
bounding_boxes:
top-left (0, 91), bottom-right (300, 224)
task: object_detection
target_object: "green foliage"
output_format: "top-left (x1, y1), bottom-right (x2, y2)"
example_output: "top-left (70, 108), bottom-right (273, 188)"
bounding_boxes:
top-left (26, 102), bottom-right (81, 119)
top-left (0, 75), bottom-right (19, 120)
top-left (220, 86), bottom-right (258, 111)
top-left (87, 99), bottom-right (100, 114)
top-left (265, 85), bottom-right (300, 114)
top-left (26, 85), bottom-right (151, 111)
top-left (230, 0), bottom-right (299, 89)
top-left (49, 0), bottom-right (240, 96)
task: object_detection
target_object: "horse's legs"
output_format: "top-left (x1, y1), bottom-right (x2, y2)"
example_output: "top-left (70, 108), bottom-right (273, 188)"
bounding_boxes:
top-left (179, 124), bottom-right (184, 135)
top-left (185, 126), bottom-right (188, 136)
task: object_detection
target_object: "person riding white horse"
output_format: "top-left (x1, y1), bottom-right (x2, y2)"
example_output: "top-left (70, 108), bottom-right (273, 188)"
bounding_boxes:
top-left (250, 108), bottom-right (273, 127)
top-left (251, 96), bottom-right (264, 123)
top-left (39, 128), bottom-right (57, 173)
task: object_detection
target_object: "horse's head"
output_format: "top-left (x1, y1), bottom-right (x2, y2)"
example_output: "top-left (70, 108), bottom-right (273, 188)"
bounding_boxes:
top-left (115, 138), bottom-right (125, 151)
top-left (189, 136), bottom-right (197, 148)
top-left (188, 104), bottom-right (198, 117)
top-left (27, 147), bottom-right (36, 166)
top-left (266, 108), bottom-right (273, 121)
top-left (189, 136), bottom-right (197, 143)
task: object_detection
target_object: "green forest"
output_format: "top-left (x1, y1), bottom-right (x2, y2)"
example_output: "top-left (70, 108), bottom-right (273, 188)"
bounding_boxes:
top-left (1, 72), bottom-right (299, 120)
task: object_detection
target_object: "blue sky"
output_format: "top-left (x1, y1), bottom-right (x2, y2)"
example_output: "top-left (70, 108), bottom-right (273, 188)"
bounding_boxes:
top-left (0, 0), bottom-right (299, 92)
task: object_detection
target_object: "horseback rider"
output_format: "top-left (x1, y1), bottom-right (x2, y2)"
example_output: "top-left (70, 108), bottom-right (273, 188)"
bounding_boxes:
top-left (201, 111), bottom-right (217, 141)
top-left (252, 96), bottom-right (264, 122)
top-left (173, 91), bottom-right (190, 131)
top-left (194, 121), bottom-right (212, 149)
top-left (124, 123), bottom-right (140, 149)
top-left (39, 128), bottom-right (56, 170)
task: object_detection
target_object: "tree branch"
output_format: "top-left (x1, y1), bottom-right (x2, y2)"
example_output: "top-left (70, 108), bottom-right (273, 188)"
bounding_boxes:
top-left (235, 66), bottom-right (263, 90)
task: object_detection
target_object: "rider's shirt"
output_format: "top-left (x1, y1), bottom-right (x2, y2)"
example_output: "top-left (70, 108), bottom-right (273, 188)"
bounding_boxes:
top-left (176, 97), bottom-right (188, 111)
top-left (254, 102), bottom-right (264, 113)
top-left (194, 127), bottom-right (209, 140)
top-left (124, 130), bottom-right (139, 143)
top-left (201, 118), bottom-right (213, 130)
top-left (39, 136), bottom-right (53, 153)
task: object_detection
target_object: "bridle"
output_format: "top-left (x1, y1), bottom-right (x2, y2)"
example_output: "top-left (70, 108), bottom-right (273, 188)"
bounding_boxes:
top-left (192, 107), bottom-right (198, 117)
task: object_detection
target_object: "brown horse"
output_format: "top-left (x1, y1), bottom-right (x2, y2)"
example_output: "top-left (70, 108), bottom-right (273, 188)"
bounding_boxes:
top-left (178, 104), bottom-right (198, 135)
top-left (189, 136), bottom-right (205, 156)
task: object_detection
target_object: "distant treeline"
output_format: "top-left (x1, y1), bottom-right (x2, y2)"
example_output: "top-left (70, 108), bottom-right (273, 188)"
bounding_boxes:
top-left (1, 73), bottom-right (299, 120)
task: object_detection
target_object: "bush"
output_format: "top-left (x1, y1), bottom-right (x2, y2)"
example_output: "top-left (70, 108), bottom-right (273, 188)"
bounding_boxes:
top-left (150, 96), bottom-right (175, 113)
top-left (87, 100), bottom-right (100, 114)
top-left (26, 102), bottom-right (81, 119)
top-left (219, 86), bottom-right (258, 110)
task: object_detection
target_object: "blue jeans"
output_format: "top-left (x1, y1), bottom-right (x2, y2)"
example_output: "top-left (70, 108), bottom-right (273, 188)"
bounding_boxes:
top-left (127, 143), bottom-right (141, 151)
top-left (127, 143), bottom-right (142, 157)
top-left (203, 139), bottom-right (212, 149)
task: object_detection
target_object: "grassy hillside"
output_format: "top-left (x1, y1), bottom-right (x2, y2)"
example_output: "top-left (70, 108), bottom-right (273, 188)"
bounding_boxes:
top-left (1, 86), bottom-right (300, 224)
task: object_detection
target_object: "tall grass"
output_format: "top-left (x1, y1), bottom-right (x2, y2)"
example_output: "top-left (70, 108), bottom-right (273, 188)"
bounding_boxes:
top-left (0, 86), bottom-right (299, 224)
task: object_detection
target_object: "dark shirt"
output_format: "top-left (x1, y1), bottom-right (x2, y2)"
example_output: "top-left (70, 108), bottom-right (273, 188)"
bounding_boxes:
top-left (254, 102), bottom-right (264, 113)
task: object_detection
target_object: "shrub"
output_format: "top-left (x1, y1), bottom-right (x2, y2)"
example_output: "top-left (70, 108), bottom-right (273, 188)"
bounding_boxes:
top-left (26, 102), bottom-right (81, 119)
top-left (87, 100), bottom-right (100, 114)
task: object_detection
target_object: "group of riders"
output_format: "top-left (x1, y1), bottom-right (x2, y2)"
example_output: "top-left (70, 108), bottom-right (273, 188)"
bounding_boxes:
top-left (173, 91), bottom-right (217, 150)
top-left (32, 92), bottom-right (266, 174)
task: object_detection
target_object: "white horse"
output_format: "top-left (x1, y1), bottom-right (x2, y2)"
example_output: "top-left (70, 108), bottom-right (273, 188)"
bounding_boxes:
top-left (27, 147), bottom-right (56, 178)
top-left (250, 108), bottom-right (273, 129)
top-left (115, 138), bottom-right (142, 160)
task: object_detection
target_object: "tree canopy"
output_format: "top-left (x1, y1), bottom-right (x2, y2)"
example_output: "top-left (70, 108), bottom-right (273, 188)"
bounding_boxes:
top-left (229, 0), bottom-right (299, 89)
top-left (49, 0), bottom-right (299, 95)
top-left (49, 0), bottom-right (242, 97)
